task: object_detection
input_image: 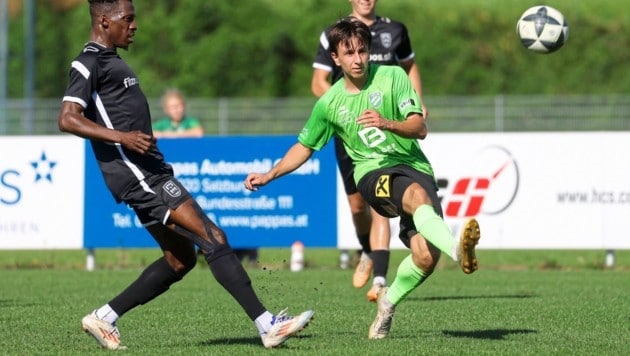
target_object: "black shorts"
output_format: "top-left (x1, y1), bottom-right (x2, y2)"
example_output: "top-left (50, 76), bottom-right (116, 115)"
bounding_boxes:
top-left (334, 135), bottom-right (358, 195)
top-left (119, 174), bottom-right (191, 226)
top-left (357, 165), bottom-right (443, 248)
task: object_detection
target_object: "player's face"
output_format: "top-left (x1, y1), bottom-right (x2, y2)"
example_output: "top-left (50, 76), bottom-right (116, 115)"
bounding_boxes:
top-left (349, 0), bottom-right (377, 17)
top-left (163, 96), bottom-right (186, 122)
top-left (105, 0), bottom-right (137, 50)
top-left (332, 36), bottom-right (370, 80)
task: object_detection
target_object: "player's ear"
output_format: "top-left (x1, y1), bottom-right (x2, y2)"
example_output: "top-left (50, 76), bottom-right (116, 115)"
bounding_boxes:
top-left (100, 15), bottom-right (110, 29)
top-left (331, 51), bottom-right (340, 66)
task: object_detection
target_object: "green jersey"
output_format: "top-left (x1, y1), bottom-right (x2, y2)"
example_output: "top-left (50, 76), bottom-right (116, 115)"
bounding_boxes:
top-left (298, 64), bottom-right (434, 184)
top-left (152, 116), bottom-right (202, 133)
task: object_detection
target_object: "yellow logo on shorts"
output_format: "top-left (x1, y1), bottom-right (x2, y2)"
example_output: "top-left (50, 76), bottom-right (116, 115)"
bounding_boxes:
top-left (376, 175), bottom-right (390, 197)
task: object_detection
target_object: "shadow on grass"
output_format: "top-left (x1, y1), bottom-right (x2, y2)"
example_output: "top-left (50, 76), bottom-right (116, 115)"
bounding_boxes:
top-left (443, 328), bottom-right (537, 340)
top-left (0, 299), bottom-right (39, 307)
top-left (409, 293), bottom-right (536, 302)
top-left (199, 334), bottom-right (313, 347)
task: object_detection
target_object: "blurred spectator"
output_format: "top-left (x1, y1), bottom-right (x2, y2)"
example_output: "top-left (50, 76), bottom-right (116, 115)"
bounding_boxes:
top-left (153, 89), bottom-right (203, 138)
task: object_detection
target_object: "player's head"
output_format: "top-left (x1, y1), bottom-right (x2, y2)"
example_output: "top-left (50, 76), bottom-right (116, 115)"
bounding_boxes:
top-left (329, 17), bottom-right (371, 79)
top-left (329, 17), bottom-right (372, 55)
top-left (161, 89), bottom-right (187, 122)
top-left (88, 0), bottom-right (136, 50)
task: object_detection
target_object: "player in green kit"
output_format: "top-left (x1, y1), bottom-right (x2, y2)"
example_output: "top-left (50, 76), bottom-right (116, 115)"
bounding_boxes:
top-left (244, 17), bottom-right (481, 340)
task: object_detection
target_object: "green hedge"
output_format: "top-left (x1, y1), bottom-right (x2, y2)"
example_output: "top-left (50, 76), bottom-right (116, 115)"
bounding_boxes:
top-left (5, 0), bottom-right (629, 98)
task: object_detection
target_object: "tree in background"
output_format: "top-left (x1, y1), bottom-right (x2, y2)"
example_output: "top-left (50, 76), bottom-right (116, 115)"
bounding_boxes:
top-left (3, 0), bottom-right (629, 99)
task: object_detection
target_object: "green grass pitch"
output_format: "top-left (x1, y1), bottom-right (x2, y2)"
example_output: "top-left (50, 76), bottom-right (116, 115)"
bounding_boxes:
top-left (0, 249), bottom-right (628, 355)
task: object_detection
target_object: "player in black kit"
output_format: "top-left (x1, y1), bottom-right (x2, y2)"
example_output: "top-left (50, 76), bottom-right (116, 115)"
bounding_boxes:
top-left (58, 0), bottom-right (312, 350)
top-left (311, 0), bottom-right (429, 303)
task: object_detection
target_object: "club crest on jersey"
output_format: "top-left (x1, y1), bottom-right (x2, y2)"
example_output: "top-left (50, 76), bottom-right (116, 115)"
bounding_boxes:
top-left (369, 92), bottom-right (383, 108)
top-left (163, 180), bottom-right (181, 198)
top-left (376, 175), bottom-right (390, 197)
top-left (380, 33), bottom-right (392, 48)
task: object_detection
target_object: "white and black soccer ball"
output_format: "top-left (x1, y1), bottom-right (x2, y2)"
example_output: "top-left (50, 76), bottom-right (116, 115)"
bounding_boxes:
top-left (516, 5), bottom-right (569, 54)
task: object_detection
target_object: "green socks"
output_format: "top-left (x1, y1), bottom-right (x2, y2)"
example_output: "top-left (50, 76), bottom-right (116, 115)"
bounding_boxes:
top-left (386, 205), bottom-right (456, 306)
top-left (387, 254), bottom-right (428, 305)
top-left (413, 204), bottom-right (456, 260)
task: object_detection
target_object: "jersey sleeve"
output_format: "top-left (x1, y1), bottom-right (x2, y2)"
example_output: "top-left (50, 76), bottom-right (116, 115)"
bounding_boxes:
top-left (392, 66), bottom-right (422, 118)
top-left (62, 53), bottom-right (98, 109)
top-left (395, 23), bottom-right (415, 63)
top-left (298, 98), bottom-right (334, 151)
top-left (312, 30), bottom-right (334, 72)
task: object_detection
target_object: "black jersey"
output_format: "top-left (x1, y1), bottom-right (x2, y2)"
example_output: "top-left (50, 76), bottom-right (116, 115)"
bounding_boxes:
top-left (62, 42), bottom-right (172, 202)
top-left (312, 16), bottom-right (414, 83)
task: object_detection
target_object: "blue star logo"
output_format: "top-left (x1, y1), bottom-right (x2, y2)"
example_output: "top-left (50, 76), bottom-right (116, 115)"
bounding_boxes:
top-left (31, 151), bottom-right (57, 182)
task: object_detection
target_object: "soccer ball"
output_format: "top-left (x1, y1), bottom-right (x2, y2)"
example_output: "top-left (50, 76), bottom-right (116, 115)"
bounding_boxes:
top-left (516, 5), bottom-right (569, 53)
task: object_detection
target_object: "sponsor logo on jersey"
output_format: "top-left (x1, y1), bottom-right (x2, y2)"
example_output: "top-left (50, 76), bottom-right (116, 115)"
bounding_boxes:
top-left (369, 53), bottom-right (393, 62)
top-left (123, 77), bottom-right (139, 88)
top-left (162, 180), bottom-right (182, 198)
top-left (376, 175), bottom-right (390, 197)
top-left (359, 127), bottom-right (386, 148)
top-left (398, 98), bottom-right (416, 111)
top-left (337, 105), bottom-right (354, 126)
top-left (369, 91), bottom-right (383, 108)
top-left (380, 33), bottom-right (392, 48)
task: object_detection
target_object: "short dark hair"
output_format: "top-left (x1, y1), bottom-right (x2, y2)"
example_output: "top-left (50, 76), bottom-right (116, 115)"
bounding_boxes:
top-left (88, 0), bottom-right (131, 21)
top-left (328, 17), bottom-right (372, 55)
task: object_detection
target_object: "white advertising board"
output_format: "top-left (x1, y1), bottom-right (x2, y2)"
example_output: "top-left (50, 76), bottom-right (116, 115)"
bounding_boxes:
top-left (3, 133), bottom-right (629, 251)
top-left (338, 132), bottom-right (630, 250)
top-left (0, 136), bottom-right (84, 249)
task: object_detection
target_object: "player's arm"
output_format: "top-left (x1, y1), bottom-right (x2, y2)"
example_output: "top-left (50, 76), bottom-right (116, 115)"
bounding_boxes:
top-left (183, 126), bottom-right (204, 137)
top-left (311, 30), bottom-right (335, 98)
top-left (58, 101), bottom-right (156, 154)
top-left (173, 126), bottom-right (204, 138)
top-left (244, 142), bottom-right (314, 191)
top-left (180, 119), bottom-right (204, 137)
top-left (357, 110), bottom-right (427, 140)
top-left (311, 68), bottom-right (332, 98)
top-left (399, 58), bottom-right (428, 119)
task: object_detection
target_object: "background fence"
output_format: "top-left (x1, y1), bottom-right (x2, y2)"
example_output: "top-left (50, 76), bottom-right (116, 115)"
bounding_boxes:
top-left (1, 94), bottom-right (629, 136)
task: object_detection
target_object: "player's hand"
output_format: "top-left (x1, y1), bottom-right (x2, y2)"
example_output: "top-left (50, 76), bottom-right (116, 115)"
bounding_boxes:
top-left (356, 109), bottom-right (388, 129)
top-left (244, 173), bottom-right (271, 191)
top-left (120, 131), bottom-right (156, 154)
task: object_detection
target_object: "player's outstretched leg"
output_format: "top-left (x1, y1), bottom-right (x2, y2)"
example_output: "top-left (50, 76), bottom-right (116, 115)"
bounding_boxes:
top-left (457, 218), bottom-right (481, 274)
top-left (261, 309), bottom-right (314, 348)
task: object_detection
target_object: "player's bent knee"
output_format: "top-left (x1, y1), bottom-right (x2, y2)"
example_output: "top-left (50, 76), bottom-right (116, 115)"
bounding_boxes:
top-left (180, 251), bottom-right (198, 273)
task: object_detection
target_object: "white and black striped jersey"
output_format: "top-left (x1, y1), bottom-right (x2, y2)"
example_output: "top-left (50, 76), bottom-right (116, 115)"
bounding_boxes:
top-left (62, 42), bottom-right (172, 202)
top-left (312, 16), bottom-right (415, 83)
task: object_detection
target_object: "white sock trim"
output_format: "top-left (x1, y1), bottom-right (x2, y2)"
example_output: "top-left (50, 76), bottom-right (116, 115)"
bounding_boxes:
top-left (451, 244), bottom-right (458, 261)
top-left (254, 311), bottom-right (274, 335)
top-left (373, 276), bottom-right (386, 286)
top-left (95, 304), bottom-right (119, 324)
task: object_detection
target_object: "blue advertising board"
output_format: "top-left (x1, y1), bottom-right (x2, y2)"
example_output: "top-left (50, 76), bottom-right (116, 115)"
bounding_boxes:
top-left (83, 136), bottom-right (337, 248)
